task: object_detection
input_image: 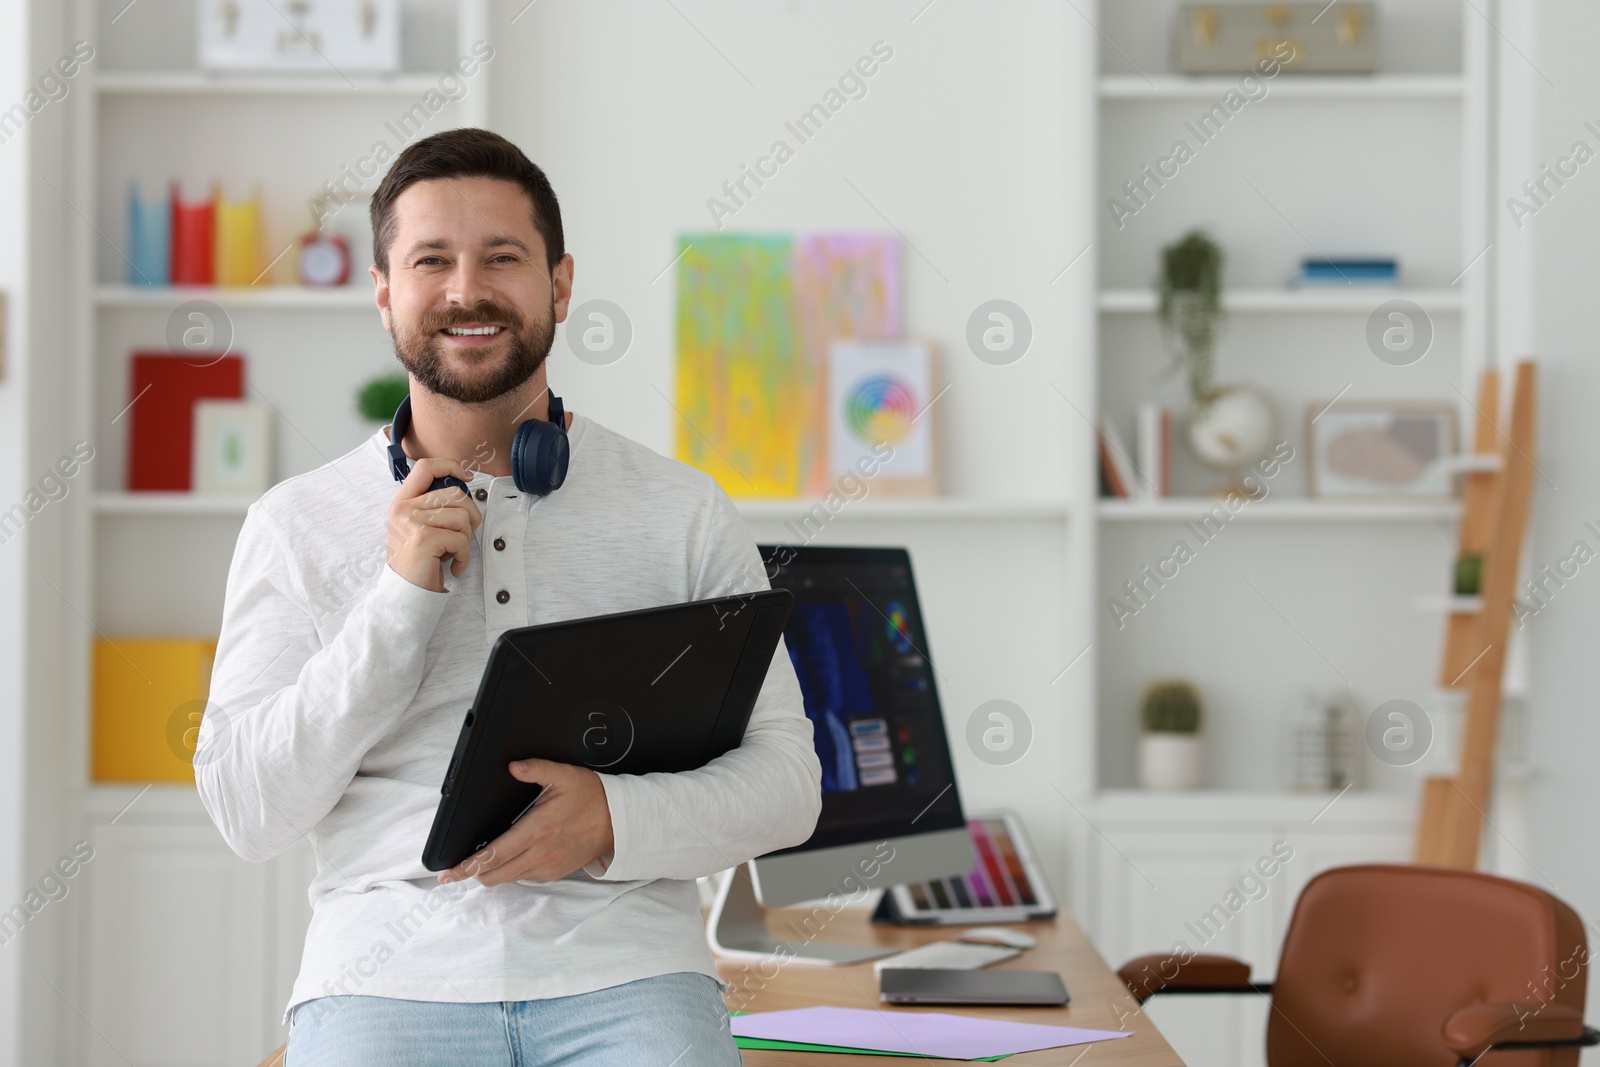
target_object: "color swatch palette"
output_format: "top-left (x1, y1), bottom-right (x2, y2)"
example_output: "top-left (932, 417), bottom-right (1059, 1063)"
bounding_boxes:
top-left (907, 817), bottom-right (1040, 913)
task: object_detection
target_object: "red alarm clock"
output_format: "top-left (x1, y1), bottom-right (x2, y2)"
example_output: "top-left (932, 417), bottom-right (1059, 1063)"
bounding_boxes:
top-left (296, 231), bottom-right (351, 287)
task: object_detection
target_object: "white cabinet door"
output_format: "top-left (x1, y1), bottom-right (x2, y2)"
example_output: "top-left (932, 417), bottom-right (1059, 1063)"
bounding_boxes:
top-left (81, 820), bottom-right (271, 1067)
top-left (1094, 830), bottom-right (1281, 1067)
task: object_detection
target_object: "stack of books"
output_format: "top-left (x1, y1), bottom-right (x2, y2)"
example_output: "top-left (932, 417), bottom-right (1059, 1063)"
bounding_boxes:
top-left (1098, 404), bottom-right (1169, 499)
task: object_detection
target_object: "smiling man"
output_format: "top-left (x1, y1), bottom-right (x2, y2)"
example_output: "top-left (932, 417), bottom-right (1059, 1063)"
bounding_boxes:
top-left (195, 127), bottom-right (822, 1066)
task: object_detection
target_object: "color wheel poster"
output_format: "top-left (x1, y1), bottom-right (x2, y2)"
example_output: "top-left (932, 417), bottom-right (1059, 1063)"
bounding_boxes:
top-left (828, 340), bottom-right (932, 481)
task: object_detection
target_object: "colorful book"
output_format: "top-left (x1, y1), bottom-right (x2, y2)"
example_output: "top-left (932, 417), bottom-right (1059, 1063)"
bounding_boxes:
top-left (92, 637), bottom-right (218, 783)
top-left (170, 181), bottom-right (215, 286)
top-left (1297, 257), bottom-right (1398, 286)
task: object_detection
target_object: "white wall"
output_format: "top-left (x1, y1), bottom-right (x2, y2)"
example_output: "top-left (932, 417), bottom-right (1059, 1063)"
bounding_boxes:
top-left (1, 0), bottom-right (73, 1063)
top-left (493, 0), bottom-right (1085, 497)
top-left (488, 0), bottom-right (1101, 906)
top-left (0, 0), bottom-right (28, 1056)
top-left (1517, 0), bottom-right (1600, 1043)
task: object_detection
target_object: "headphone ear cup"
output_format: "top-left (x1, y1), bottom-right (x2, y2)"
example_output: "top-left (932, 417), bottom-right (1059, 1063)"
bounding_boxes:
top-left (512, 419), bottom-right (570, 496)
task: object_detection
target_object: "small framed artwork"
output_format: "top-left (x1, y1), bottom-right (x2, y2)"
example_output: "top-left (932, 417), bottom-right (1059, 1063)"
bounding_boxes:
top-left (193, 400), bottom-right (272, 495)
top-left (1306, 401), bottom-right (1458, 500)
top-left (828, 340), bottom-right (938, 497)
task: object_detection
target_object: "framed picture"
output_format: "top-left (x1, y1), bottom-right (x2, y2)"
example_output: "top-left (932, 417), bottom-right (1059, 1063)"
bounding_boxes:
top-left (193, 400), bottom-right (272, 495)
top-left (1306, 402), bottom-right (1458, 500)
top-left (828, 340), bottom-right (938, 497)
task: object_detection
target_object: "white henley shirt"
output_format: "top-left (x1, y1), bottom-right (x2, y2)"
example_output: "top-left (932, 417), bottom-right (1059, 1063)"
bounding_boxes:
top-left (194, 413), bottom-right (823, 1023)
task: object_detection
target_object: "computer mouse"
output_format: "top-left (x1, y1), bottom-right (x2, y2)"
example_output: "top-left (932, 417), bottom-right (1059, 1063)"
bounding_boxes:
top-left (958, 926), bottom-right (1037, 949)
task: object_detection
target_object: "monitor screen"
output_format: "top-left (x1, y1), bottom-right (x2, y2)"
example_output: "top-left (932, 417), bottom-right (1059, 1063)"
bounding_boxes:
top-left (758, 544), bottom-right (966, 854)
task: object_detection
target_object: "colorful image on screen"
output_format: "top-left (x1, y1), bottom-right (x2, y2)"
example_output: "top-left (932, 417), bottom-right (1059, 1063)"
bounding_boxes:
top-left (884, 599), bottom-right (914, 655)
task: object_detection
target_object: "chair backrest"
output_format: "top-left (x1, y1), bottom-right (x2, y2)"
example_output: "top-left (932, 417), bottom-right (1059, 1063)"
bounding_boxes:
top-left (1268, 864), bottom-right (1587, 1067)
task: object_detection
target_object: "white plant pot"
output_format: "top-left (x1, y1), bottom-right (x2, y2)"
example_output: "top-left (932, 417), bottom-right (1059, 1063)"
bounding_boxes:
top-left (1139, 733), bottom-right (1203, 790)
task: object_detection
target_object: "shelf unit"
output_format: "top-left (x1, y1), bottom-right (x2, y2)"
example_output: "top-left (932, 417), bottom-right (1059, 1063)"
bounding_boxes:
top-left (1088, 5), bottom-right (1494, 1063)
top-left (61, 2), bottom-right (494, 1063)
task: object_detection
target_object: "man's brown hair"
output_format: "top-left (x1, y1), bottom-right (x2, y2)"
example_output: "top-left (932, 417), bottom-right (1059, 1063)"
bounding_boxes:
top-left (369, 127), bottom-right (564, 275)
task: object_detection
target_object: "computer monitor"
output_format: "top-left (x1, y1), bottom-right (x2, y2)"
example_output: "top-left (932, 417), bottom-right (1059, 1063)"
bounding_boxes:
top-left (707, 545), bottom-right (975, 965)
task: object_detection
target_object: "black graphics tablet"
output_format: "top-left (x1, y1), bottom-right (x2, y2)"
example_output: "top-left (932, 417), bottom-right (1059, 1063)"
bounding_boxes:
top-left (879, 968), bottom-right (1070, 1007)
top-left (422, 589), bottom-right (794, 872)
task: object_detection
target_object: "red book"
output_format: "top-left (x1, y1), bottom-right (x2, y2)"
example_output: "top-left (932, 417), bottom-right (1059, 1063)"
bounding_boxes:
top-left (126, 351), bottom-right (244, 491)
top-left (1097, 431), bottom-right (1129, 498)
top-left (169, 181), bottom-right (214, 285)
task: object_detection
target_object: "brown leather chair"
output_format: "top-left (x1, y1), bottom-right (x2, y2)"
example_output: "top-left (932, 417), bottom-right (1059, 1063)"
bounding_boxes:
top-left (1117, 864), bottom-right (1599, 1067)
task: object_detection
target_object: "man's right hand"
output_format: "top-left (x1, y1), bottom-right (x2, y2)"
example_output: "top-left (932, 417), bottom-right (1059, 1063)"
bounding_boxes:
top-left (388, 458), bottom-right (484, 593)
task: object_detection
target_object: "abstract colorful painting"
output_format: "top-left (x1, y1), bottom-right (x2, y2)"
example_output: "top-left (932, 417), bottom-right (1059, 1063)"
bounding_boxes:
top-left (675, 232), bottom-right (900, 497)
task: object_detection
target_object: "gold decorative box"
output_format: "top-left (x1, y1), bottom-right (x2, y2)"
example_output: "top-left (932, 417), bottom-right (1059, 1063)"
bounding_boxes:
top-left (1175, 3), bottom-right (1380, 75)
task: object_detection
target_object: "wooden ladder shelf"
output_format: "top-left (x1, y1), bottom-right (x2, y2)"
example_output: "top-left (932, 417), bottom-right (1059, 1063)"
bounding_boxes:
top-left (1414, 360), bottom-right (1538, 869)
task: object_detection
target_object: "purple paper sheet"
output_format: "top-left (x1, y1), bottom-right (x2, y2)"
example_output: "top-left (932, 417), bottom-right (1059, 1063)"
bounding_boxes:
top-left (729, 1006), bottom-right (1132, 1060)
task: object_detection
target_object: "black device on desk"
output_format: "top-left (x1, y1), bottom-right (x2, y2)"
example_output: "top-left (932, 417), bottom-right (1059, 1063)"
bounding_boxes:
top-left (422, 589), bottom-right (793, 871)
top-left (879, 968), bottom-right (1070, 1007)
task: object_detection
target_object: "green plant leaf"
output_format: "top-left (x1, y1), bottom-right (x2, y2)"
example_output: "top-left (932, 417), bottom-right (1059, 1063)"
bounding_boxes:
top-left (356, 373), bottom-right (410, 422)
top-left (1156, 229), bottom-right (1225, 403)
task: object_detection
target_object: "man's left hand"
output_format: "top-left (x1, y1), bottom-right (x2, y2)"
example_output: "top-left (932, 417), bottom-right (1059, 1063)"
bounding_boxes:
top-left (438, 759), bottom-right (615, 887)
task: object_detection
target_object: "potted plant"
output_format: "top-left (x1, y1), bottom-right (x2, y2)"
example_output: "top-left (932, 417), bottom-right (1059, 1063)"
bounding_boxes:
top-left (356, 372), bottom-right (409, 424)
top-left (1138, 678), bottom-right (1204, 790)
top-left (1156, 229), bottom-right (1275, 492)
top-left (1157, 229), bottom-right (1224, 406)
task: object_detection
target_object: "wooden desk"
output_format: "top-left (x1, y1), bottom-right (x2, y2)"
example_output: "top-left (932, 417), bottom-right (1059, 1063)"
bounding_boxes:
top-left (251, 908), bottom-right (1183, 1067)
top-left (716, 907), bottom-right (1184, 1065)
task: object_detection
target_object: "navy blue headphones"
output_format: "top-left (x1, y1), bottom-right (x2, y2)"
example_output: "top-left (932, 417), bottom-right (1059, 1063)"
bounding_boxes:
top-left (387, 392), bottom-right (570, 497)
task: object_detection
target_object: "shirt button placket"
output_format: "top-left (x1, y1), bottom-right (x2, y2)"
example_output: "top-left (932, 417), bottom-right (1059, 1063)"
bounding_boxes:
top-left (479, 478), bottom-right (530, 636)
top-left (476, 481), bottom-right (511, 637)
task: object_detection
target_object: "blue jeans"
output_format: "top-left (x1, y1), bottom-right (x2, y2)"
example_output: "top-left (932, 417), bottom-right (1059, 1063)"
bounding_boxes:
top-left (285, 972), bottom-right (739, 1066)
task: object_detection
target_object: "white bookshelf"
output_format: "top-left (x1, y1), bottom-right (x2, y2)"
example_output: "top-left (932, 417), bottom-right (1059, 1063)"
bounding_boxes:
top-left (1088, 5), bottom-right (1493, 1063)
top-left (61, 2), bottom-right (494, 1063)
top-left (1093, 0), bottom-right (1489, 780)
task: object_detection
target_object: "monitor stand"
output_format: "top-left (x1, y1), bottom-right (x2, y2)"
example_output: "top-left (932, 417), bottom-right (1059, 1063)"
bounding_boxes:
top-left (707, 863), bottom-right (900, 966)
